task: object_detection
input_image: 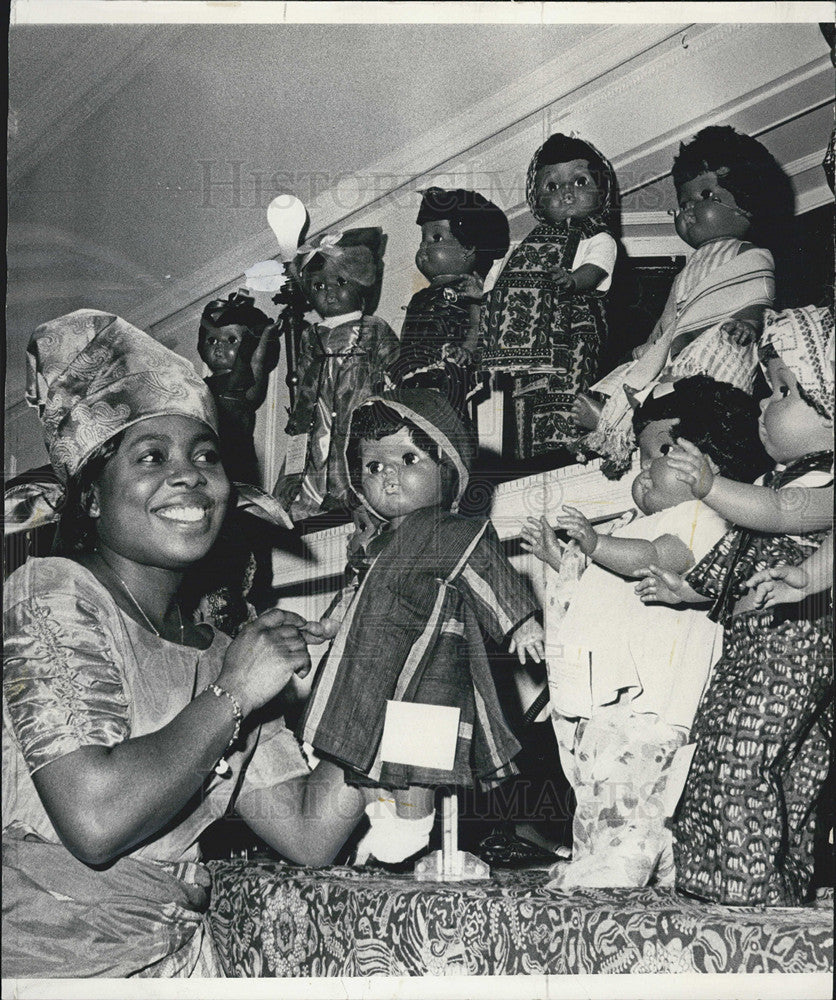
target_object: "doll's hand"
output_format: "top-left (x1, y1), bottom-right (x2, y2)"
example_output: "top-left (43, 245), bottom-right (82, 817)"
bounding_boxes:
top-left (520, 516), bottom-right (564, 568)
top-left (550, 265), bottom-right (576, 291)
top-left (634, 565), bottom-right (688, 605)
top-left (252, 322), bottom-right (282, 374)
top-left (508, 617), bottom-right (545, 665)
top-left (571, 393), bottom-right (603, 431)
top-left (744, 564), bottom-right (810, 609)
top-left (441, 342), bottom-right (472, 366)
top-left (552, 506), bottom-right (598, 556)
top-left (721, 317), bottom-right (758, 347)
top-left (665, 439), bottom-right (714, 499)
top-left (300, 618), bottom-right (341, 644)
top-left (458, 274), bottom-right (485, 300)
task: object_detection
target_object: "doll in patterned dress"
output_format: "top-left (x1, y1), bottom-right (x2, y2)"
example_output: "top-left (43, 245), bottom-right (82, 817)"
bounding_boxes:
top-left (480, 133), bottom-right (619, 460)
top-left (636, 305), bottom-right (834, 905)
top-left (273, 228), bottom-right (400, 521)
top-left (389, 187), bottom-right (509, 414)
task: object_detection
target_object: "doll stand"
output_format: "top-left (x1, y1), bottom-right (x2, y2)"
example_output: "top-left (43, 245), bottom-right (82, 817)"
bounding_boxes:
top-left (414, 790), bottom-right (490, 882)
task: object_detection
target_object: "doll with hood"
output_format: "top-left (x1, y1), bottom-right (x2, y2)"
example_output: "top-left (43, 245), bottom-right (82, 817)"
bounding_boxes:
top-left (299, 388), bottom-right (545, 864)
top-left (577, 126), bottom-right (787, 477)
top-left (390, 187), bottom-right (510, 413)
top-left (480, 134), bottom-right (619, 460)
top-left (273, 228), bottom-right (400, 521)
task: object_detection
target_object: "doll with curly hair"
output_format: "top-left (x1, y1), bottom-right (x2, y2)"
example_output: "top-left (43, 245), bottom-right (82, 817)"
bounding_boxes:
top-left (576, 125), bottom-right (791, 477)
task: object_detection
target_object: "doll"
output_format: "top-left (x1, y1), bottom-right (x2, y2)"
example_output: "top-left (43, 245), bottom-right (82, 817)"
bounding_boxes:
top-left (576, 125), bottom-right (789, 477)
top-left (520, 376), bottom-right (769, 888)
top-left (198, 291), bottom-right (280, 487)
top-left (480, 134), bottom-right (618, 460)
top-left (635, 304), bottom-right (834, 905)
top-left (389, 187), bottom-right (510, 413)
top-left (273, 228), bottom-right (400, 521)
top-left (299, 388), bottom-right (545, 864)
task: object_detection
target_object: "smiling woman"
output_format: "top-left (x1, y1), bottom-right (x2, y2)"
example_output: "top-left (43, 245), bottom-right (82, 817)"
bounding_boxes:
top-left (2, 310), bottom-right (365, 978)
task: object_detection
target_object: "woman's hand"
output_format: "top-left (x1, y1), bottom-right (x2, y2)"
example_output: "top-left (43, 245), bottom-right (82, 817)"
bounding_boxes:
top-left (634, 564), bottom-right (688, 605)
top-left (553, 506), bottom-right (598, 556)
top-left (665, 438), bottom-right (715, 499)
top-left (745, 564), bottom-right (809, 609)
top-left (520, 516), bottom-right (564, 568)
top-left (218, 608), bottom-right (311, 716)
top-left (632, 342), bottom-right (651, 361)
top-left (508, 617), bottom-right (545, 664)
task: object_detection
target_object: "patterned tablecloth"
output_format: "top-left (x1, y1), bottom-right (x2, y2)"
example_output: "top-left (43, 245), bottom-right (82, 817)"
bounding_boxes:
top-left (207, 860), bottom-right (834, 977)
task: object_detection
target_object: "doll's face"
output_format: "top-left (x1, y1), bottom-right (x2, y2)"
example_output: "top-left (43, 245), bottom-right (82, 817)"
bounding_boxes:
top-left (199, 324), bottom-right (248, 374)
top-left (359, 427), bottom-right (443, 527)
top-left (306, 261), bottom-right (365, 318)
top-left (415, 219), bottom-right (476, 282)
top-left (534, 159), bottom-right (601, 224)
top-left (758, 358), bottom-right (833, 464)
top-left (632, 418), bottom-right (694, 514)
top-left (673, 171), bottom-right (751, 249)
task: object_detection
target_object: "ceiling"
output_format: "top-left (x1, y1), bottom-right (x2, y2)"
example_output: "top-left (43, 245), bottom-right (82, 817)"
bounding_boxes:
top-left (6, 18), bottom-right (835, 455)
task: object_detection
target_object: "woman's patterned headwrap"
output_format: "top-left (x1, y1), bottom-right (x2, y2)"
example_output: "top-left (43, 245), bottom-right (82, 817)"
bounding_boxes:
top-left (759, 305), bottom-right (835, 421)
top-left (525, 133), bottom-right (617, 225)
top-left (26, 309), bottom-right (217, 483)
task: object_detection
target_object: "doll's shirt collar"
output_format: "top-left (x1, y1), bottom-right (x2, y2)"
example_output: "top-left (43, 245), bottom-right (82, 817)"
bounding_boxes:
top-left (316, 310), bottom-right (363, 329)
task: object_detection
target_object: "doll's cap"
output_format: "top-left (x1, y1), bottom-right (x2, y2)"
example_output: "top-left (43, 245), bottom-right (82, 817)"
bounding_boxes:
top-left (416, 188), bottom-right (510, 261)
top-left (26, 308), bottom-right (217, 483)
top-left (296, 227), bottom-right (385, 287)
top-left (760, 305), bottom-right (835, 421)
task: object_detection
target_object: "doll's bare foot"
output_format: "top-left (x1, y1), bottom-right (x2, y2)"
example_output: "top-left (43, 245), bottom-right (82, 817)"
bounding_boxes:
top-left (572, 393), bottom-right (603, 431)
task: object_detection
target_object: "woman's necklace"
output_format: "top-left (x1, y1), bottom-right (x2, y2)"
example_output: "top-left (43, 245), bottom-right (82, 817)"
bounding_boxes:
top-left (97, 553), bottom-right (184, 644)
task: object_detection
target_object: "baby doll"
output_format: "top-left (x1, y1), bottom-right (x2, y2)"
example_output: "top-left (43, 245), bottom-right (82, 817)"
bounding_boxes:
top-left (390, 187), bottom-right (510, 413)
top-left (577, 125), bottom-right (788, 477)
top-left (300, 388), bottom-right (545, 865)
top-left (480, 133), bottom-right (618, 459)
top-left (273, 228), bottom-right (400, 521)
top-left (635, 304), bottom-right (834, 905)
top-left (520, 376), bottom-right (768, 888)
top-left (198, 290), bottom-right (280, 486)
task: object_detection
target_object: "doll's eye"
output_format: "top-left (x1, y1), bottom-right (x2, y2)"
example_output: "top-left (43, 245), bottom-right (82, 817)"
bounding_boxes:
top-left (312, 281), bottom-right (325, 291)
top-left (431, 233), bottom-right (443, 242)
top-left (574, 176), bottom-right (589, 187)
top-left (402, 452), bottom-right (419, 466)
top-left (659, 443), bottom-right (671, 455)
top-left (336, 277), bottom-right (347, 286)
top-left (545, 181), bottom-right (557, 192)
top-left (779, 384), bottom-right (790, 397)
top-left (699, 189), bottom-right (714, 201)
top-left (366, 461), bottom-right (383, 474)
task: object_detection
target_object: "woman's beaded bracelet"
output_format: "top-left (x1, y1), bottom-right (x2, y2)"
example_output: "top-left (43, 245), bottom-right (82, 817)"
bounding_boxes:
top-left (203, 683), bottom-right (243, 776)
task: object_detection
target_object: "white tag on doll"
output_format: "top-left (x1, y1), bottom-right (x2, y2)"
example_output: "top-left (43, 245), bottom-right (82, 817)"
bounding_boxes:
top-left (379, 702), bottom-right (460, 771)
top-left (284, 434), bottom-right (308, 475)
top-left (661, 742), bottom-right (697, 817)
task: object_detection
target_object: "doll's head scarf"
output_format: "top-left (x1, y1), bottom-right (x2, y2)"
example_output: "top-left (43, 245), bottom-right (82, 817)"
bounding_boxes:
top-left (759, 305), bottom-right (835, 421)
top-left (295, 227), bottom-right (386, 313)
top-left (525, 133), bottom-right (617, 225)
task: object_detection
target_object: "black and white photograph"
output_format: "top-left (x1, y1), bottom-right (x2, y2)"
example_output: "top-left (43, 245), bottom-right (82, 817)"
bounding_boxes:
top-left (3, 2), bottom-right (834, 997)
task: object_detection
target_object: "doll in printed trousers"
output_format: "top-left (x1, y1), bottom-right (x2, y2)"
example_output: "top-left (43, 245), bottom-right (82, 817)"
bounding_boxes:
top-left (480, 133), bottom-right (619, 459)
top-left (520, 376), bottom-right (769, 888)
top-left (389, 187), bottom-right (510, 414)
top-left (636, 304), bottom-right (834, 905)
top-left (576, 126), bottom-right (790, 477)
top-left (273, 228), bottom-right (400, 521)
top-left (300, 388), bottom-right (545, 864)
